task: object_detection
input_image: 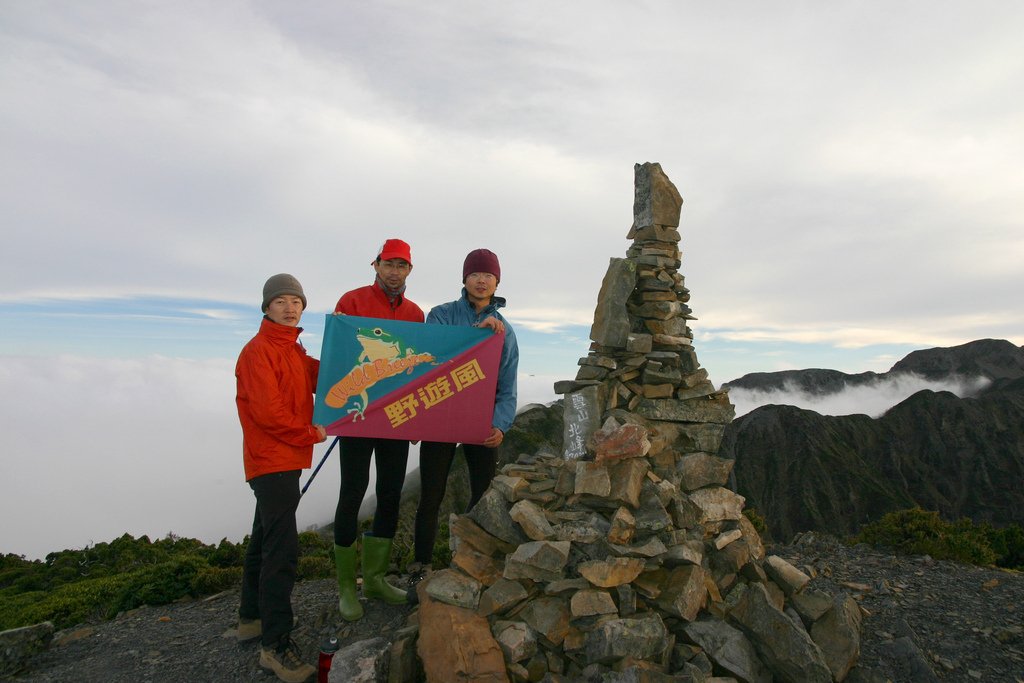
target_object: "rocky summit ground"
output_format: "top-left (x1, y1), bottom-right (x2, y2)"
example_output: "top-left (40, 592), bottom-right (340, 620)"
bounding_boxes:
top-left (779, 534), bottom-right (1023, 683)
top-left (11, 535), bottom-right (1024, 682)
top-left (11, 575), bottom-right (416, 683)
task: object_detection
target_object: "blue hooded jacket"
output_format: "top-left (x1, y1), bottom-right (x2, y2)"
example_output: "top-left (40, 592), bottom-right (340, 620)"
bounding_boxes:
top-left (426, 288), bottom-right (518, 433)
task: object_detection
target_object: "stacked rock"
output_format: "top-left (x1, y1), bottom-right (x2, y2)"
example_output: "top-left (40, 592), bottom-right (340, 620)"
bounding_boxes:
top-left (557, 162), bottom-right (733, 463)
top-left (413, 163), bottom-right (862, 683)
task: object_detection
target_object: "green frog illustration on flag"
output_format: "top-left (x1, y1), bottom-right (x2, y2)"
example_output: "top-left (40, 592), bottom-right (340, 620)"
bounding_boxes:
top-left (325, 326), bottom-right (436, 420)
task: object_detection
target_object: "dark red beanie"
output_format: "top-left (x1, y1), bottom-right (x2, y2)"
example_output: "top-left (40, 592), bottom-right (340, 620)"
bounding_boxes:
top-left (463, 248), bottom-right (501, 283)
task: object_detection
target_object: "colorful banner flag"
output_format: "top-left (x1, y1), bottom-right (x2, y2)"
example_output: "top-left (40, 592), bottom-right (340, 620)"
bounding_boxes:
top-left (313, 315), bottom-right (501, 443)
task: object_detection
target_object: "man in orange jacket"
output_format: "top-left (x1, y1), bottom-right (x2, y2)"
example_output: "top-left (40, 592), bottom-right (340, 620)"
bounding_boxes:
top-left (235, 273), bottom-right (326, 683)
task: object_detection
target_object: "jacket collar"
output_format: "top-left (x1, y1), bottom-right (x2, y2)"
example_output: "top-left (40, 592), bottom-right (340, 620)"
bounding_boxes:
top-left (260, 316), bottom-right (303, 343)
top-left (372, 279), bottom-right (406, 308)
top-left (459, 287), bottom-right (506, 314)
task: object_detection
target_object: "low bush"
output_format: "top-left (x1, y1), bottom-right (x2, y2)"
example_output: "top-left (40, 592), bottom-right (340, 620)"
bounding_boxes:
top-left (297, 556), bottom-right (333, 580)
top-left (743, 508), bottom-right (768, 539)
top-left (0, 530), bottom-right (339, 631)
top-left (1, 575), bottom-right (127, 630)
top-left (110, 556), bottom-right (208, 616)
top-left (191, 566), bottom-right (243, 595)
top-left (854, 507), bottom-right (1023, 569)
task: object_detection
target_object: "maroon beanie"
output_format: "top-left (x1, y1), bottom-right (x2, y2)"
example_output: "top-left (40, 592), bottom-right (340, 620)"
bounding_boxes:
top-left (463, 248), bottom-right (501, 283)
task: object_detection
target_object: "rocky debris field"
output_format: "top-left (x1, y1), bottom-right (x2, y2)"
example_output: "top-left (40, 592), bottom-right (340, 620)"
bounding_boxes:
top-left (784, 533), bottom-right (1023, 683)
top-left (10, 534), bottom-right (1022, 682)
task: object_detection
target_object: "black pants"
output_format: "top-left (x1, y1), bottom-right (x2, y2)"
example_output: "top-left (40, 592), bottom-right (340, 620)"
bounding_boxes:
top-left (239, 470), bottom-right (300, 648)
top-left (333, 436), bottom-right (410, 547)
top-left (413, 441), bottom-right (496, 564)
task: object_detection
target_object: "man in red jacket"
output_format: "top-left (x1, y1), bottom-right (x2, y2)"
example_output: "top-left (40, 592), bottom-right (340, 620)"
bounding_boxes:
top-left (235, 273), bottom-right (325, 683)
top-left (331, 239), bottom-right (423, 621)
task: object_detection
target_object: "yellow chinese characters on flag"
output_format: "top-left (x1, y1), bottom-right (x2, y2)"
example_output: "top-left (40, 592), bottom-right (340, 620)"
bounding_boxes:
top-left (382, 358), bottom-right (486, 428)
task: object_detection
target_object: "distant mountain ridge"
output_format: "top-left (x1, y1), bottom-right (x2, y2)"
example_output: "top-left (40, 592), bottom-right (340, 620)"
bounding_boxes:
top-left (371, 340), bottom-right (1024, 546)
top-left (723, 338), bottom-right (1024, 395)
top-left (719, 339), bottom-right (1024, 541)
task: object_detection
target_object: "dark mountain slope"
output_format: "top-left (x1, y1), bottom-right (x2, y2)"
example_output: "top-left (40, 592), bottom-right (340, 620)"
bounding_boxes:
top-left (721, 376), bottom-right (1024, 540)
top-left (723, 368), bottom-right (883, 395)
top-left (890, 338), bottom-right (1024, 381)
top-left (724, 338), bottom-right (1024, 394)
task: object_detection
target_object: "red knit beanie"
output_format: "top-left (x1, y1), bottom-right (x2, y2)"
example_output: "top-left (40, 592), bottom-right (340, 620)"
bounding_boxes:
top-left (463, 248), bottom-right (501, 283)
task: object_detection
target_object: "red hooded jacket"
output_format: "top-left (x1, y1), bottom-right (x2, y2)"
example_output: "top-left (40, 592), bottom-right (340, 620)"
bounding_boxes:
top-left (235, 317), bottom-right (322, 481)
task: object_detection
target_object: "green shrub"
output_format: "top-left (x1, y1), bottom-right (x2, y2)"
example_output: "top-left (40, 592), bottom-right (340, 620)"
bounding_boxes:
top-left (11, 571), bottom-right (50, 593)
top-left (856, 508), bottom-right (941, 549)
top-left (431, 520), bottom-right (453, 569)
top-left (298, 530), bottom-right (332, 557)
top-left (0, 554), bottom-right (213, 630)
top-left (743, 508), bottom-right (768, 539)
top-left (208, 538), bottom-right (246, 568)
top-left (191, 566), bottom-right (243, 595)
top-left (1, 575), bottom-right (128, 630)
top-left (0, 554), bottom-right (40, 591)
top-left (394, 518), bottom-right (451, 571)
top-left (0, 518), bottom-right (466, 633)
top-left (0, 591), bottom-right (50, 630)
top-left (854, 508), bottom-right (1008, 567)
top-left (982, 523), bottom-right (1024, 570)
top-left (298, 556), bottom-right (333, 580)
top-left (111, 556), bottom-right (207, 615)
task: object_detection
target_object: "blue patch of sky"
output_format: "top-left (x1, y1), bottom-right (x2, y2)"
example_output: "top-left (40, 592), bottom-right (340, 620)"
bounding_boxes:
top-left (2, 298), bottom-right (594, 377)
top-left (1, 297), bottom-right (266, 359)
top-left (3, 297), bottom-right (921, 381)
top-left (515, 324), bottom-right (591, 379)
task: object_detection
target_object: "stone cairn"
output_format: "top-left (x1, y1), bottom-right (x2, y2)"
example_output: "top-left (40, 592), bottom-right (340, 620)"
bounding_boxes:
top-left (412, 163), bottom-right (862, 683)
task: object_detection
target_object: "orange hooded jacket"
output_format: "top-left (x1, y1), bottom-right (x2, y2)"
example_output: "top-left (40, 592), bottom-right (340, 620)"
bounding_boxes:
top-left (235, 317), bottom-right (322, 481)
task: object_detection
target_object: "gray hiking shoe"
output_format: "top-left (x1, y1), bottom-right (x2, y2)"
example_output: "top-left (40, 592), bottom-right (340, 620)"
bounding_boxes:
top-left (236, 617), bottom-right (261, 643)
top-left (259, 636), bottom-right (315, 683)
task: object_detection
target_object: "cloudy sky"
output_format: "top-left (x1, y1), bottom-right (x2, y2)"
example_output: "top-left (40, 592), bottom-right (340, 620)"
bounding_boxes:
top-left (2, 1), bottom-right (1022, 559)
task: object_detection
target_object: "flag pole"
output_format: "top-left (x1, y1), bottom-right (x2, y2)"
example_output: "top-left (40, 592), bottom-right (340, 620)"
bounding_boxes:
top-left (301, 436), bottom-right (339, 497)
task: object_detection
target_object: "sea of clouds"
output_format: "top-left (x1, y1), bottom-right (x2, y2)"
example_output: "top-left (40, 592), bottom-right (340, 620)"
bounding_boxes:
top-left (728, 373), bottom-right (992, 418)
top-left (1, 354), bottom-right (993, 560)
top-left (0, 355), bottom-right (561, 560)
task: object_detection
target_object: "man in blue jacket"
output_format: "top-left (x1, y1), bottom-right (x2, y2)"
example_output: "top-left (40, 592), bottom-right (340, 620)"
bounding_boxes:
top-left (407, 248), bottom-right (519, 603)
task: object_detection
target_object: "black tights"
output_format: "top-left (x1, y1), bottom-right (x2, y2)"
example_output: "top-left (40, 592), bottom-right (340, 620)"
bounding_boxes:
top-left (333, 436), bottom-right (409, 547)
top-left (413, 441), bottom-right (496, 565)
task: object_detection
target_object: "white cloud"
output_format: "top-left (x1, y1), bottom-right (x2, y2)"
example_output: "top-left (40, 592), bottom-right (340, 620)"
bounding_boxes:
top-left (0, 355), bottom-right (254, 559)
top-left (729, 373), bottom-right (992, 419)
top-left (3, 2), bottom-right (1023, 351)
top-left (0, 353), bottom-right (559, 560)
top-left (183, 308), bottom-right (246, 321)
top-left (699, 319), bottom-right (1024, 351)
